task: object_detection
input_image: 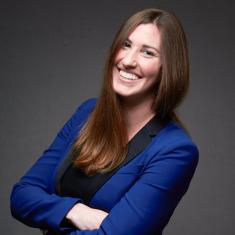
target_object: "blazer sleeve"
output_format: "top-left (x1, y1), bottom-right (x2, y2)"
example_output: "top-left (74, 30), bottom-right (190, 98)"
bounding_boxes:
top-left (10, 98), bottom-right (95, 233)
top-left (64, 138), bottom-right (199, 235)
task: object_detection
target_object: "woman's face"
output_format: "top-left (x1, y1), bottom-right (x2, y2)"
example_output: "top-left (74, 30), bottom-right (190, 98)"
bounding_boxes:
top-left (112, 23), bottom-right (162, 101)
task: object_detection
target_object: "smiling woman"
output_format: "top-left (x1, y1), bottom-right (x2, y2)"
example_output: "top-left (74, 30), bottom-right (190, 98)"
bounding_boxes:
top-left (10, 8), bottom-right (198, 235)
top-left (112, 23), bottom-right (162, 101)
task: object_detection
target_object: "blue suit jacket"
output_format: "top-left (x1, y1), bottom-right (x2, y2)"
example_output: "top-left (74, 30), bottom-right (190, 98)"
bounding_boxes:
top-left (10, 98), bottom-right (199, 235)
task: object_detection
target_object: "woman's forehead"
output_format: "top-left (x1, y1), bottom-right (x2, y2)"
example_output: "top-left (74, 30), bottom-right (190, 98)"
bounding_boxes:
top-left (127, 23), bottom-right (161, 49)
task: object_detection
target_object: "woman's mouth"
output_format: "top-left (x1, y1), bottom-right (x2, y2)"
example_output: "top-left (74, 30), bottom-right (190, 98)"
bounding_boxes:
top-left (119, 69), bottom-right (141, 81)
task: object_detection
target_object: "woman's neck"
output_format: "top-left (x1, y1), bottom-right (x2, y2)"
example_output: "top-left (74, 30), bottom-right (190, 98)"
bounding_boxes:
top-left (119, 95), bottom-right (156, 141)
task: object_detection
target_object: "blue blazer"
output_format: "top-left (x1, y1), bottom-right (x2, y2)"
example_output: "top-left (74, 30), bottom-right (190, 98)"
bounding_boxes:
top-left (10, 98), bottom-right (199, 235)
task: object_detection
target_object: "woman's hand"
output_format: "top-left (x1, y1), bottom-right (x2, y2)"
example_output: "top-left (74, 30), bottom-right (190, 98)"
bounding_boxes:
top-left (66, 203), bottom-right (108, 230)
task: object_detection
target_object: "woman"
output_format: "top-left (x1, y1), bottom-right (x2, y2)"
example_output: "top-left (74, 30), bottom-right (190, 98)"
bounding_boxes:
top-left (10, 8), bottom-right (199, 235)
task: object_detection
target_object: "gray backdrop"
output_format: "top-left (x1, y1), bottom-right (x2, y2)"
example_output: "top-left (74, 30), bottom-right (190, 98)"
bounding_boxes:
top-left (1, 0), bottom-right (234, 234)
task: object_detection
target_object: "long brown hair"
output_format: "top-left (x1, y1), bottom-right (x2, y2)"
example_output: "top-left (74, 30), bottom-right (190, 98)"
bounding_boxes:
top-left (73, 8), bottom-right (190, 176)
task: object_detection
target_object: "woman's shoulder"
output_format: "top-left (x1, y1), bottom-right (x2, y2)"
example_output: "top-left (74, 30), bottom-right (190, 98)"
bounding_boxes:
top-left (64, 98), bottom-right (97, 132)
top-left (75, 97), bottom-right (97, 113)
top-left (151, 121), bottom-right (199, 159)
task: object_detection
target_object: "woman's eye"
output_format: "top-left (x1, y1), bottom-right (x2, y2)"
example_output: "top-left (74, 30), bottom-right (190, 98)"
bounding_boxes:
top-left (122, 41), bottom-right (131, 48)
top-left (143, 50), bottom-right (155, 57)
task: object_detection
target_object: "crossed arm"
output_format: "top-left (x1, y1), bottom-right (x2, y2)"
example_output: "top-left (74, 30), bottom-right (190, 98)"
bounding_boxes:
top-left (62, 141), bottom-right (198, 235)
top-left (10, 100), bottom-right (198, 235)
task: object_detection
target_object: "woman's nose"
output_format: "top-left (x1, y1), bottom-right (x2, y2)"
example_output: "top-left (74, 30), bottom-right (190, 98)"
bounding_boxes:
top-left (122, 50), bottom-right (137, 67)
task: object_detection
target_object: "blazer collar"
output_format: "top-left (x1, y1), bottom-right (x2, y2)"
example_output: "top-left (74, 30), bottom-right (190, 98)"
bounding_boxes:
top-left (123, 114), bottom-right (164, 166)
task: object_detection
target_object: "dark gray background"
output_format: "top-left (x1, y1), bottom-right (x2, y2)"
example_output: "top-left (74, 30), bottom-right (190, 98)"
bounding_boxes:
top-left (1, 0), bottom-right (234, 234)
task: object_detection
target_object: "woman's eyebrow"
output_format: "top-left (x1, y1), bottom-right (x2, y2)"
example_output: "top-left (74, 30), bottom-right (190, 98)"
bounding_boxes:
top-left (143, 45), bottom-right (160, 54)
top-left (125, 38), bottom-right (132, 44)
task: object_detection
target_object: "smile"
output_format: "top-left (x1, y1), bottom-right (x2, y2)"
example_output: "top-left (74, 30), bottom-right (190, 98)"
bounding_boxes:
top-left (119, 70), bottom-right (140, 80)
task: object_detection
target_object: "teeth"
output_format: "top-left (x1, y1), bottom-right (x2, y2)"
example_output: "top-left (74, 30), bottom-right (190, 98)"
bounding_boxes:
top-left (119, 70), bottom-right (139, 80)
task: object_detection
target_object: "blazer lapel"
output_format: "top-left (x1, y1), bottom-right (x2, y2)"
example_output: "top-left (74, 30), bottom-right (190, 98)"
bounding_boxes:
top-left (123, 114), bottom-right (164, 166)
